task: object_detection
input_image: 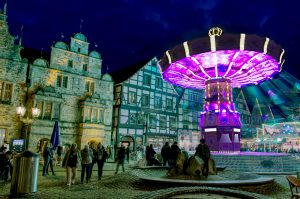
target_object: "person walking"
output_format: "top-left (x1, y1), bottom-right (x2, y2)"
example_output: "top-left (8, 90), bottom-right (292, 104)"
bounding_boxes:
top-left (161, 142), bottom-right (172, 166)
top-left (195, 138), bottom-right (211, 177)
top-left (115, 143), bottom-right (125, 174)
top-left (80, 144), bottom-right (93, 183)
top-left (89, 143), bottom-right (97, 179)
top-left (42, 143), bottom-right (55, 176)
top-left (96, 142), bottom-right (107, 180)
top-left (62, 143), bottom-right (80, 186)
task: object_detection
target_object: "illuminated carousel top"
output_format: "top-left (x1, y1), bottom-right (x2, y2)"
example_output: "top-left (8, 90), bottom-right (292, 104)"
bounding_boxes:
top-left (159, 27), bottom-right (285, 89)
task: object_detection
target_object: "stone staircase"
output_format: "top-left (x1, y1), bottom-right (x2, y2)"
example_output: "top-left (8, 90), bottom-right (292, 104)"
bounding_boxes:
top-left (212, 153), bottom-right (300, 173)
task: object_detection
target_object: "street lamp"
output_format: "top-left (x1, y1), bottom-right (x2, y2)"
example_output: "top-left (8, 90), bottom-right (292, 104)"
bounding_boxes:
top-left (16, 104), bottom-right (41, 149)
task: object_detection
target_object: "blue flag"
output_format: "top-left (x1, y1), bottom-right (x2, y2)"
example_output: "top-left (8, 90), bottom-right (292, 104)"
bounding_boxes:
top-left (50, 121), bottom-right (60, 150)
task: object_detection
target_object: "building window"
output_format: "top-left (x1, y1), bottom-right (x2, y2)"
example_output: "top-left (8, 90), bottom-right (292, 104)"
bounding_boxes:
top-left (85, 81), bottom-right (95, 95)
top-left (129, 113), bottom-right (137, 124)
top-left (62, 76), bottom-right (68, 88)
top-left (183, 110), bottom-right (189, 121)
top-left (85, 108), bottom-right (91, 122)
top-left (78, 48), bottom-right (81, 53)
top-left (52, 103), bottom-right (60, 120)
top-left (151, 60), bottom-right (156, 66)
top-left (238, 103), bottom-right (244, 109)
top-left (44, 102), bottom-right (52, 120)
top-left (56, 75), bottom-right (68, 88)
top-left (166, 98), bottom-right (173, 111)
top-left (170, 117), bottom-right (177, 130)
top-left (149, 115), bottom-right (156, 128)
top-left (143, 74), bottom-right (151, 86)
top-left (128, 91), bottom-right (136, 105)
top-left (0, 81), bottom-right (13, 103)
top-left (83, 64), bottom-right (88, 72)
top-left (141, 94), bottom-right (150, 107)
top-left (99, 109), bottom-right (104, 124)
top-left (36, 100), bottom-right (60, 120)
top-left (137, 113), bottom-right (144, 125)
top-left (67, 60), bottom-right (73, 67)
top-left (192, 112), bottom-right (198, 122)
top-left (154, 96), bottom-right (162, 109)
top-left (155, 77), bottom-right (163, 89)
top-left (56, 75), bottom-right (62, 87)
top-left (159, 116), bottom-right (166, 129)
top-left (92, 109), bottom-right (98, 122)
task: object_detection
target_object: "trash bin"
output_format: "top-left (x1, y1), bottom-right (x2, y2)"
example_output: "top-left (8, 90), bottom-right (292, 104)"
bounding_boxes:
top-left (10, 150), bottom-right (40, 195)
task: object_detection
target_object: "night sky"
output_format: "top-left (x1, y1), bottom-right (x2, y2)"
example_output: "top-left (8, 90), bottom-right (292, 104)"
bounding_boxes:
top-left (5, 0), bottom-right (300, 79)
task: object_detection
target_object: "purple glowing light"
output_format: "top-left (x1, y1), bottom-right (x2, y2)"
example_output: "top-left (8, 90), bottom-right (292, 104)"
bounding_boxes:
top-left (162, 50), bottom-right (280, 89)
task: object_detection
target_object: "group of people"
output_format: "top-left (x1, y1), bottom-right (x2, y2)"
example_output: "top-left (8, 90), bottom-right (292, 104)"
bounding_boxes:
top-left (144, 142), bottom-right (181, 167)
top-left (41, 142), bottom-right (110, 186)
top-left (159, 139), bottom-right (211, 177)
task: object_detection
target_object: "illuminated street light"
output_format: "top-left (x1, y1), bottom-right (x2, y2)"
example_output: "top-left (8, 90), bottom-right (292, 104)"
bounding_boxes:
top-left (16, 104), bottom-right (41, 149)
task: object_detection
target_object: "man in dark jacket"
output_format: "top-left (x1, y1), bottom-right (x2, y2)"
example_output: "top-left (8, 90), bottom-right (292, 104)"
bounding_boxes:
top-left (170, 142), bottom-right (181, 167)
top-left (195, 138), bottom-right (211, 177)
top-left (115, 143), bottom-right (125, 174)
top-left (161, 142), bottom-right (172, 166)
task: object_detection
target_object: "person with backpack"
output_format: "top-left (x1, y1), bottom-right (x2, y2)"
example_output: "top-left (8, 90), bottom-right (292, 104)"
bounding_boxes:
top-left (195, 138), bottom-right (211, 177)
top-left (96, 142), bottom-right (107, 180)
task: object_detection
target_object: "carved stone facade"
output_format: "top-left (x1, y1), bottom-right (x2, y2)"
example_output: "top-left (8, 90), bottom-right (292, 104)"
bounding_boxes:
top-left (28, 33), bottom-right (114, 150)
top-left (0, 4), bottom-right (113, 150)
top-left (0, 8), bottom-right (28, 147)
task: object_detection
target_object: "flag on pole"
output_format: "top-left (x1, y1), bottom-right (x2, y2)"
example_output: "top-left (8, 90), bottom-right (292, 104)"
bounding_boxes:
top-left (50, 121), bottom-right (60, 150)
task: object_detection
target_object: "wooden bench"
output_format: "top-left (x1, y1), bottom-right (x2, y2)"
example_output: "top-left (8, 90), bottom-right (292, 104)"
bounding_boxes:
top-left (286, 175), bottom-right (300, 199)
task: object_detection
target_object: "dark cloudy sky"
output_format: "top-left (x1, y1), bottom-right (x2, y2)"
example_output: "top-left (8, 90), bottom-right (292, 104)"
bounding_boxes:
top-left (4, 0), bottom-right (300, 79)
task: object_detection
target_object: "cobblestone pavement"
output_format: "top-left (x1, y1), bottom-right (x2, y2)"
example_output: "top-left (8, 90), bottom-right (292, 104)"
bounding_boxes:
top-left (0, 162), bottom-right (293, 199)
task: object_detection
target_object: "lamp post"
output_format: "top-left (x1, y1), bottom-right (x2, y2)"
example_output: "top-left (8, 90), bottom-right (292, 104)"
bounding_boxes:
top-left (16, 105), bottom-right (41, 149)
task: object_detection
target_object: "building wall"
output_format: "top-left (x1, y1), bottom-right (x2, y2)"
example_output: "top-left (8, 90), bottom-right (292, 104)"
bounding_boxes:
top-left (0, 13), bottom-right (27, 146)
top-left (178, 88), bottom-right (204, 151)
top-left (28, 34), bottom-right (114, 151)
top-left (113, 58), bottom-right (179, 151)
top-left (234, 89), bottom-right (252, 139)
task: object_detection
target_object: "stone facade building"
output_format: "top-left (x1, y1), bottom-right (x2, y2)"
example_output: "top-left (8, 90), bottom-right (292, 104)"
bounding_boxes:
top-left (0, 6), bottom-right (28, 147)
top-left (28, 33), bottom-right (114, 151)
top-left (0, 3), bottom-right (114, 151)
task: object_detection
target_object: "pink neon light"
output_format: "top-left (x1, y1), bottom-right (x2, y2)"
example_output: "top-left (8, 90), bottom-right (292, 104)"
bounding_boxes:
top-left (162, 50), bottom-right (280, 89)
